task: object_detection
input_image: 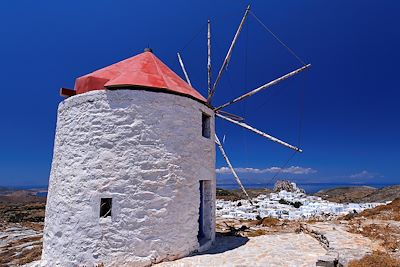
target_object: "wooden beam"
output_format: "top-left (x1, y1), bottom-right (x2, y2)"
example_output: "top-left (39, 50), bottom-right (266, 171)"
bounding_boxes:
top-left (216, 113), bottom-right (302, 152)
top-left (207, 19), bottom-right (212, 95)
top-left (217, 110), bottom-right (244, 122)
top-left (177, 52), bottom-right (192, 86)
top-left (214, 64), bottom-right (311, 111)
top-left (60, 87), bottom-right (76, 98)
top-left (207, 5), bottom-right (251, 104)
top-left (215, 134), bottom-right (253, 205)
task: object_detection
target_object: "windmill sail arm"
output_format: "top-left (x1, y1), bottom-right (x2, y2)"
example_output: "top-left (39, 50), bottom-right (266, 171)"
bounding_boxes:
top-left (177, 52), bottom-right (192, 86)
top-left (216, 113), bottom-right (302, 152)
top-left (207, 5), bottom-right (251, 103)
top-left (214, 64), bottom-right (311, 111)
top-left (215, 134), bottom-right (253, 205)
top-left (207, 20), bottom-right (212, 95)
top-left (217, 110), bottom-right (244, 122)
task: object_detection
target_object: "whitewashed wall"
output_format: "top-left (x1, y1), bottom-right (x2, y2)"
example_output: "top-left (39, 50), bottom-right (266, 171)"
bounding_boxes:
top-left (42, 90), bottom-right (216, 267)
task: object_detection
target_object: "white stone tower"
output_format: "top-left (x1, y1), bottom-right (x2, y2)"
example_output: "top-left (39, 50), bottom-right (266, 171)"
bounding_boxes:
top-left (42, 50), bottom-right (216, 266)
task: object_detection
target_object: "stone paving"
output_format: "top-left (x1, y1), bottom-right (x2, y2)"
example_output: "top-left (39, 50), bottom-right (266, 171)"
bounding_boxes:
top-left (156, 233), bottom-right (327, 267)
top-left (307, 221), bottom-right (383, 266)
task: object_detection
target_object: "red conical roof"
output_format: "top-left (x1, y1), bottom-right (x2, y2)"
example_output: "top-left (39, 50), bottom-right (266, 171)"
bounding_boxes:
top-left (74, 51), bottom-right (206, 102)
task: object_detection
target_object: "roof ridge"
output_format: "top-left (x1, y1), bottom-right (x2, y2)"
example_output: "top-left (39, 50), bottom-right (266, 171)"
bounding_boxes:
top-left (148, 52), bottom-right (168, 88)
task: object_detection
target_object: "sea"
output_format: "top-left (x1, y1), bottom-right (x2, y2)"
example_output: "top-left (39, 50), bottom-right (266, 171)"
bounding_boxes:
top-left (36, 192), bottom-right (48, 197)
top-left (1, 183), bottom-right (398, 196)
top-left (217, 183), bottom-right (398, 194)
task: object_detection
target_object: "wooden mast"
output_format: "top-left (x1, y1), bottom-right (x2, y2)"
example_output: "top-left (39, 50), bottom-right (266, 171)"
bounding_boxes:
top-left (207, 19), bottom-right (212, 96)
top-left (217, 110), bottom-right (244, 122)
top-left (215, 134), bottom-right (253, 205)
top-left (216, 113), bottom-right (302, 152)
top-left (177, 52), bottom-right (192, 86)
top-left (207, 5), bottom-right (251, 104)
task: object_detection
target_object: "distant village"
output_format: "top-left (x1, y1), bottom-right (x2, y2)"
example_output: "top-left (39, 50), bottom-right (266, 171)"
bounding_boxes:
top-left (216, 182), bottom-right (388, 221)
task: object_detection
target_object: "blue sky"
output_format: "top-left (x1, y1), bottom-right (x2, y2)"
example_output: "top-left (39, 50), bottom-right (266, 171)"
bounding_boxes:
top-left (0, 0), bottom-right (399, 187)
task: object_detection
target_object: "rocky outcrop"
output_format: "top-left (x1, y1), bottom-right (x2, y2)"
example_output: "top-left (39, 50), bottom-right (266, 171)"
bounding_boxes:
top-left (273, 180), bottom-right (305, 193)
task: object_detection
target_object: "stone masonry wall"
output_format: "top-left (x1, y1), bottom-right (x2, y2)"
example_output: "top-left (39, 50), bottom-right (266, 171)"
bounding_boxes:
top-left (42, 90), bottom-right (216, 267)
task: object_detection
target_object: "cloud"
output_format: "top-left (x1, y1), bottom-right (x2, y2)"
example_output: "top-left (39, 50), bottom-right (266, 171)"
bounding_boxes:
top-left (349, 170), bottom-right (378, 179)
top-left (216, 166), bottom-right (317, 175)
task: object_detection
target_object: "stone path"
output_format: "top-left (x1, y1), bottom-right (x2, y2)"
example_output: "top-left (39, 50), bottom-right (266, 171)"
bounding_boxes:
top-left (306, 222), bottom-right (383, 266)
top-left (156, 233), bottom-right (326, 267)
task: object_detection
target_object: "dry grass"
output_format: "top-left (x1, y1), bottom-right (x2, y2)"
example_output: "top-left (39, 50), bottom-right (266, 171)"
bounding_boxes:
top-left (356, 198), bottom-right (400, 221)
top-left (246, 229), bottom-right (268, 237)
top-left (349, 222), bottom-right (400, 251)
top-left (259, 217), bottom-right (280, 227)
top-left (347, 251), bottom-right (400, 267)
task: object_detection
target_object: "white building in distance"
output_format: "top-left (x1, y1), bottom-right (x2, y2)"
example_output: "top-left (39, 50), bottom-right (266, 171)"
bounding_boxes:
top-left (217, 183), bottom-right (385, 221)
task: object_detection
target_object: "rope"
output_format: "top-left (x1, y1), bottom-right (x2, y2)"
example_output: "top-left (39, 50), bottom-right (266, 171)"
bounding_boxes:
top-left (181, 7), bottom-right (243, 52)
top-left (213, 36), bottom-right (237, 100)
top-left (265, 73), bottom-right (307, 185)
top-left (269, 150), bottom-right (298, 185)
top-left (212, 8), bottom-right (308, 190)
top-left (263, 74), bottom-right (307, 185)
top-left (181, 21), bottom-right (208, 52)
top-left (242, 15), bottom-right (250, 168)
top-left (297, 71), bottom-right (307, 147)
top-left (249, 10), bottom-right (307, 66)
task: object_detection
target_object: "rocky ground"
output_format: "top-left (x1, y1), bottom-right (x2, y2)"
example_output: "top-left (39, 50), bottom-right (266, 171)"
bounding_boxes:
top-left (1, 188), bottom-right (400, 266)
top-left (0, 223), bottom-right (43, 267)
top-left (155, 216), bottom-right (399, 267)
top-left (156, 195), bottom-right (400, 266)
top-left (0, 190), bottom-right (45, 267)
top-left (345, 199), bottom-right (400, 259)
top-left (157, 233), bottom-right (326, 267)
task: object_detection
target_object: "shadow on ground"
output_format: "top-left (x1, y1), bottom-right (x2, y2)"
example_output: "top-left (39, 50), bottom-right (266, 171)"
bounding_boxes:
top-left (196, 234), bottom-right (249, 255)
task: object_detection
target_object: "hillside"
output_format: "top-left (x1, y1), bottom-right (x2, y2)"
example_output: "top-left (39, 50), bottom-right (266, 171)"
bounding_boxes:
top-left (355, 198), bottom-right (400, 221)
top-left (0, 190), bottom-right (46, 223)
top-left (359, 185), bottom-right (400, 203)
top-left (216, 188), bottom-right (272, 201)
top-left (314, 186), bottom-right (376, 203)
top-left (315, 185), bottom-right (400, 203)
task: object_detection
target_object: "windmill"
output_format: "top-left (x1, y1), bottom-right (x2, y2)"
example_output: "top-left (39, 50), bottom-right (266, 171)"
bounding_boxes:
top-left (177, 5), bottom-right (311, 204)
top-left (41, 5), bottom-right (311, 266)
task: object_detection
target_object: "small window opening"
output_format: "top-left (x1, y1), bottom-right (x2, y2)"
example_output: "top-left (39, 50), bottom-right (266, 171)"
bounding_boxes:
top-left (202, 113), bottom-right (211, 138)
top-left (100, 198), bottom-right (112, 218)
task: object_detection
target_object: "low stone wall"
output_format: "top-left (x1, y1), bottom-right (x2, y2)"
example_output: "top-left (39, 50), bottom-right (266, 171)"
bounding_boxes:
top-left (303, 222), bottom-right (382, 266)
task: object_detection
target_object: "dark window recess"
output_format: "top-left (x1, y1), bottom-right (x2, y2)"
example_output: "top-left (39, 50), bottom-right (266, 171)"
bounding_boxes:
top-left (100, 198), bottom-right (112, 218)
top-left (202, 113), bottom-right (211, 138)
